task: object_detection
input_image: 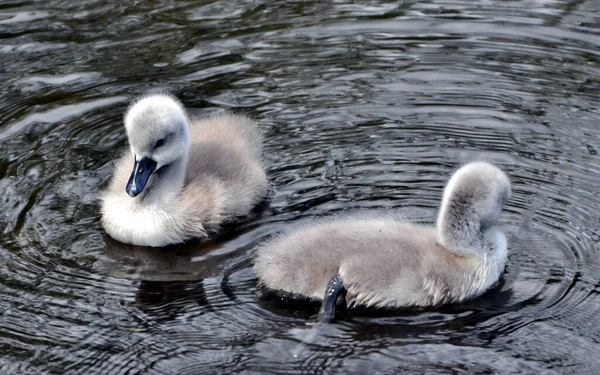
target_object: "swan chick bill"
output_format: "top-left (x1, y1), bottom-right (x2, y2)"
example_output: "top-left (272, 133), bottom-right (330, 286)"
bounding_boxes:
top-left (101, 93), bottom-right (268, 247)
top-left (253, 162), bottom-right (511, 320)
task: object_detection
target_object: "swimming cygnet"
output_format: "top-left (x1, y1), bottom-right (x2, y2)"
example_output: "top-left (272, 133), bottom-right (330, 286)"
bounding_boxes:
top-left (101, 93), bottom-right (268, 247)
top-left (254, 162), bottom-right (511, 321)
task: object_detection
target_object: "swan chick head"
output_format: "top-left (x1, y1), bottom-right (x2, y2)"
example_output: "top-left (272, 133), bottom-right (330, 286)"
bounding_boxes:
top-left (123, 93), bottom-right (191, 197)
top-left (437, 162), bottom-right (511, 253)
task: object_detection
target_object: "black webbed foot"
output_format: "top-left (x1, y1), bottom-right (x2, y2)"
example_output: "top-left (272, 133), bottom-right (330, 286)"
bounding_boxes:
top-left (317, 274), bottom-right (345, 322)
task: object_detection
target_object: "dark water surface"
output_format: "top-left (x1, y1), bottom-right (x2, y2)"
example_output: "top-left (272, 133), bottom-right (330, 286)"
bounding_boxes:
top-left (1, 0), bottom-right (600, 373)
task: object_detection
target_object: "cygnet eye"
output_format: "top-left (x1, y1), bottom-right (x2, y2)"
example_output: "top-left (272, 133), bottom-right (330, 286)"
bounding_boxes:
top-left (154, 139), bottom-right (165, 149)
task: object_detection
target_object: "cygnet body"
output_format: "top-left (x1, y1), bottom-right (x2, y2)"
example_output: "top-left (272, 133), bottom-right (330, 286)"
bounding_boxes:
top-left (254, 162), bottom-right (511, 319)
top-left (101, 93), bottom-right (268, 247)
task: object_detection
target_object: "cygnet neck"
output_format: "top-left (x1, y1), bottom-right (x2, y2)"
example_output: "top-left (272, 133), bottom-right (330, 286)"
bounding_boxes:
top-left (437, 200), bottom-right (485, 258)
top-left (138, 153), bottom-right (188, 206)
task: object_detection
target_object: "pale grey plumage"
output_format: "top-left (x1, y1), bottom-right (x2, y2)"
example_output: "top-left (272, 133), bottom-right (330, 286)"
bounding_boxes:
top-left (101, 93), bottom-right (268, 247)
top-left (253, 162), bottom-right (511, 310)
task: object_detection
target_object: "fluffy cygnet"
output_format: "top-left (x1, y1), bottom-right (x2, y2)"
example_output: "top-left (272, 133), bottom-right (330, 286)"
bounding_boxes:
top-left (101, 93), bottom-right (268, 247)
top-left (254, 162), bottom-right (511, 321)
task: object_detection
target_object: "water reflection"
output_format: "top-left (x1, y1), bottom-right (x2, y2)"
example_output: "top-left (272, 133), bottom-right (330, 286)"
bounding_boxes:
top-left (102, 235), bottom-right (227, 282)
top-left (101, 222), bottom-right (270, 322)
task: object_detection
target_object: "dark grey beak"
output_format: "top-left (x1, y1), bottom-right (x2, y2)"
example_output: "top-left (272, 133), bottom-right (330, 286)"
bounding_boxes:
top-left (126, 156), bottom-right (157, 197)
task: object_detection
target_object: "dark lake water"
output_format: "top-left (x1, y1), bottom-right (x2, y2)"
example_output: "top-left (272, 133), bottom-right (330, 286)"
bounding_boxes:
top-left (1, 0), bottom-right (600, 373)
